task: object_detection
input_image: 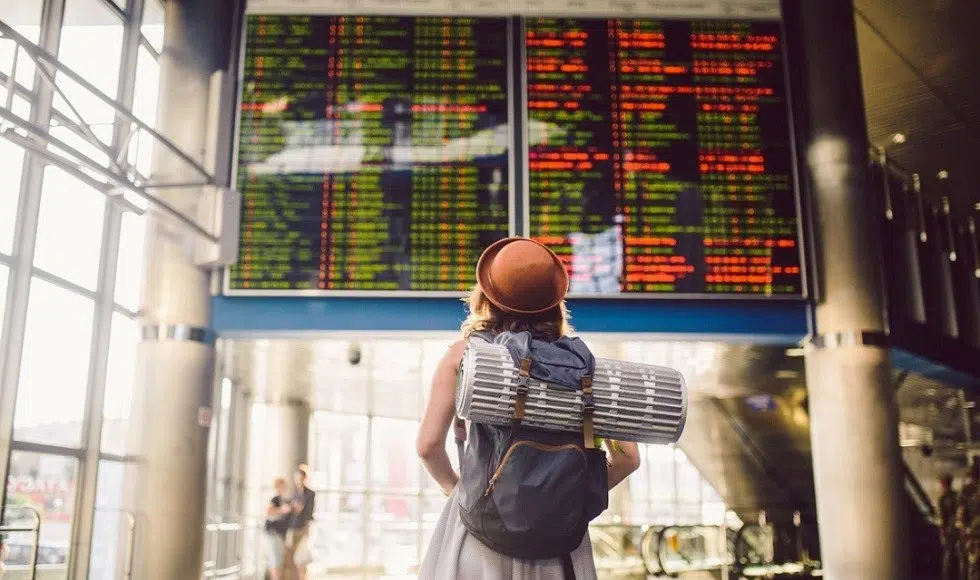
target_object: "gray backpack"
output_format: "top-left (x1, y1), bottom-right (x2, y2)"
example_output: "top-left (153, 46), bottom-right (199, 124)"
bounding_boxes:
top-left (456, 331), bottom-right (608, 575)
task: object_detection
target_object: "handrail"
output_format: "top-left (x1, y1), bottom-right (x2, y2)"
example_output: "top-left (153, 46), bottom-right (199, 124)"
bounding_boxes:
top-left (733, 523), bottom-right (774, 569)
top-left (653, 524), bottom-right (732, 577)
top-left (638, 525), bottom-right (662, 574)
top-left (902, 461), bottom-right (938, 524)
top-left (203, 513), bottom-right (246, 579)
top-left (95, 508), bottom-right (138, 580)
top-left (1, 504), bottom-right (42, 580)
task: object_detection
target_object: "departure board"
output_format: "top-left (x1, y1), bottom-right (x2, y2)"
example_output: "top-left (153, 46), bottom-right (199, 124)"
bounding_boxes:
top-left (228, 15), bottom-right (512, 293)
top-left (525, 17), bottom-right (803, 296)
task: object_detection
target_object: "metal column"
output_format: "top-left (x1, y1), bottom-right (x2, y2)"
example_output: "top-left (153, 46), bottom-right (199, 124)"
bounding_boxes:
top-left (794, 1), bottom-right (908, 578)
top-left (127, 0), bottom-right (230, 577)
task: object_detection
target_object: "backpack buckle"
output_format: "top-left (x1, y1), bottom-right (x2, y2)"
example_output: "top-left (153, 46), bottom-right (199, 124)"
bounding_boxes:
top-left (582, 392), bottom-right (595, 415)
top-left (515, 382), bottom-right (529, 396)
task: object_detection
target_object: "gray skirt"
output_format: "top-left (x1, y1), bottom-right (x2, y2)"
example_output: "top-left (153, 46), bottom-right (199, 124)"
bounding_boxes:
top-left (419, 489), bottom-right (597, 579)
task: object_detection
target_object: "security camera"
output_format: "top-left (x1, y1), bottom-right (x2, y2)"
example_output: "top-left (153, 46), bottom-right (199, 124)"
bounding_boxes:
top-left (347, 342), bottom-right (362, 366)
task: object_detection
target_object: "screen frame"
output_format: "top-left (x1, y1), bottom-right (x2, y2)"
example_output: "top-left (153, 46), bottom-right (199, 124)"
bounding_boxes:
top-left (223, 12), bottom-right (519, 297)
top-left (519, 11), bottom-right (809, 301)
top-left (224, 1), bottom-right (808, 300)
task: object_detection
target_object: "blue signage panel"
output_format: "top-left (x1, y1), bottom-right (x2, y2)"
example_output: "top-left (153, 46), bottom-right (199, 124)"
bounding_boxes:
top-left (212, 295), bottom-right (809, 342)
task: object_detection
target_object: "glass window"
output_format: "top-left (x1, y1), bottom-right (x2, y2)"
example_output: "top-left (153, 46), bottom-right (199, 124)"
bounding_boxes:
top-left (114, 212), bottom-right (147, 312)
top-left (4, 452), bottom-right (78, 576)
top-left (309, 493), bottom-right (365, 574)
top-left (628, 445), bottom-right (651, 504)
top-left (370, 418), bottom-right (420, 492)
top-left (0, 1), bottom-right (42, 90)
top-left (0, 139), bottom-right (26, 255)
top-left (48, 122), bottom-right (115, 171)
top-left (702, 479), bottom-right (722, 503)
top-left (675, 449), bottom-right (702, 503)
top-left (421, 339), bottom-right (454, 390)
top-left (311, 342), bottom-right (369, 414)
top-left (648, 445), bottom-right (676, 501)
top-left (101, 313), bottom-right (139, 456)
top-left (701, 501), bottom-right (726, 526)
top-left (128, 46), bottom-right (160, 177)
top-left (676, 502), bottom-right (702, 525)
top-left (59, 0), bottom-right (125, 103)
top-left (309, 412), bottom-right (368, 491)
top-left (89, 460), bottom-right (133, 580)
top-left (34, 166), bottom-right (106, 290)
top-left (372, 341), bottom-right (421, 419)
top-left (141, 0), bottom-right (165, 53)
top-left (366, 495), bottom-right (420, 574)
top-left (53, 0), bottom-right (124, 168)
top-left (0, 264), bottom-right (7, 336)
top-left (14, 278), bottom-right (95, 447)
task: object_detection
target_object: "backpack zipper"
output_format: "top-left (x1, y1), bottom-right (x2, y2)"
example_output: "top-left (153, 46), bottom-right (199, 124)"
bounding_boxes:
top-left (484, 441), bottom-right (586, 496)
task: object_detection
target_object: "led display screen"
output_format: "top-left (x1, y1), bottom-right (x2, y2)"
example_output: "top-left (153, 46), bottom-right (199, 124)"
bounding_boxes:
top-left (229, 15), bottom-right (512, 292)
top-left (525, 17), bottom-right (802, 296)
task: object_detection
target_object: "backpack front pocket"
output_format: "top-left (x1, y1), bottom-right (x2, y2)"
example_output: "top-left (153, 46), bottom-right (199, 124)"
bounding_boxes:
top-left (486, 440), bottom-right (588, 536)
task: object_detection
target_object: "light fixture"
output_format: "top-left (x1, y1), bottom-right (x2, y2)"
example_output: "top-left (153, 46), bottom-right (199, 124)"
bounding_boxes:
top-left (975, 202), bottom-right (980, 211)
top-left (785, 347), bottom-right (805, 357)
top-left (938, 169), bottom-right (950, 180)
top-left (891, 133), bottom-right (907, 144)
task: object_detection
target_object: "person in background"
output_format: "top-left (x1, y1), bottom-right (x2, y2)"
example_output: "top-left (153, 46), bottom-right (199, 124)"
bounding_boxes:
top-left (938, 473), bottom-right (960, 580)
top-left (264, 478), bottom-right (291, 580)
top-left (961, 460), bottom-right (980, 580)
top-left (285, 465), bottom-right (315, 580)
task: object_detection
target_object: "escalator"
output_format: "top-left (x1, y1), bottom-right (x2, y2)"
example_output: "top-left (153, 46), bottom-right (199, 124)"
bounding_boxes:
top-left (678, 349), bottom-right (943, 577)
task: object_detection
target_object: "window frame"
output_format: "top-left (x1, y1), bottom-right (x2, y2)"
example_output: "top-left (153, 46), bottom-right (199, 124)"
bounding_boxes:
top-left (0, 1), bottom-right (161, 578)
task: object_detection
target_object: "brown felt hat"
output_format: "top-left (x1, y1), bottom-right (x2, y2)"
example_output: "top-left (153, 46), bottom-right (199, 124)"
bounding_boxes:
top-left (476, 237), bottom-right (569, 315)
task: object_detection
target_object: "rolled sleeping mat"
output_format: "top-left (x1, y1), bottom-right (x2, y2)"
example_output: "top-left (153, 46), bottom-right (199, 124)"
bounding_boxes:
top-left (456, 340), bottom-right (687, 445)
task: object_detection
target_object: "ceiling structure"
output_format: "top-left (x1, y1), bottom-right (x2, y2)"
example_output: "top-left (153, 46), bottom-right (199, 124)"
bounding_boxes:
top-left (855, 0), bottom-right (980, 212)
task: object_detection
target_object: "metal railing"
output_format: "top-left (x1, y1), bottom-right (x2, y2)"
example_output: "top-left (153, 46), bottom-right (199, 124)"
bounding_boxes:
top-left (1, 505), bottom-right (42, 580)
top-left (590, 520), bottom-right (825, 578)
top-left (204, 514), bottom-right (248, 579)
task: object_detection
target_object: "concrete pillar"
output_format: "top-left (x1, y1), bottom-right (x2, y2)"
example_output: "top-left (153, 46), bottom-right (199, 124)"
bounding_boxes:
top-left (247, 342), bottom-right (313, 498)
top-left (793, 1), bottom-right (908, 578)
top-left (126, 1), bottom-right (234, 578)
top-left (259, 400), bottom-right (312, 485)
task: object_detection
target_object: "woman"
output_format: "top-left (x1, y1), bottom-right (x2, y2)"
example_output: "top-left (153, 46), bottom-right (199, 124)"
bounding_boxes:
top-left (417, 237), bottom-right (641, 579)
top-left (264, 477), bottom-right (291, 580)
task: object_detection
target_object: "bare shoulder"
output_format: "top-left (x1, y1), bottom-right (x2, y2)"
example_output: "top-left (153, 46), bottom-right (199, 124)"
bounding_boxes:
top-left (442, 339), bottom-right (468, 366)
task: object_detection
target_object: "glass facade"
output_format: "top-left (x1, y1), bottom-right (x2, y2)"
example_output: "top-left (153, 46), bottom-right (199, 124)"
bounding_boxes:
top-left (0, 0), bottom-right (161, 575)
top-left (242, 338), bottom-right (730, 577)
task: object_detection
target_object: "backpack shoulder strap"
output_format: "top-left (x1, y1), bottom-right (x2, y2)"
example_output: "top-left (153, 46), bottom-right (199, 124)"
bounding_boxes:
top-left (581, 375), bottom-right (595, 449)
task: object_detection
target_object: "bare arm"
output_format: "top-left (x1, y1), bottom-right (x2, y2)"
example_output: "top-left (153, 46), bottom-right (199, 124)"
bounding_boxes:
top-left (417, 340), bottom-right (468, 496)
top-left (605, 440), bottom-right (641, 490)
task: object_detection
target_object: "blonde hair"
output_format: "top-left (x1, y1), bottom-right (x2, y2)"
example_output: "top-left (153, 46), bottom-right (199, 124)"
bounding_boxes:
top-left (460, 285), bottom-right (573, 341)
